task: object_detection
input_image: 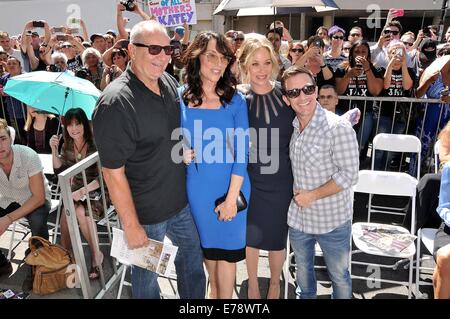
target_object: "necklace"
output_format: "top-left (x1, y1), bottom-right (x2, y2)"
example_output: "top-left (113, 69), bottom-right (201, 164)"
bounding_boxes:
top-left (74, 140), bottom-right (87, 161)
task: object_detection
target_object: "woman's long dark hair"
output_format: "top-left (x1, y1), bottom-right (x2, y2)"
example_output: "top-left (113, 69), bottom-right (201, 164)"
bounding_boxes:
top-left (62, 107), bottom-right (93, 153)
top-left (182, 31), bottom-right (237, 107)
top-left (342, 40), bottom-right (373, 69)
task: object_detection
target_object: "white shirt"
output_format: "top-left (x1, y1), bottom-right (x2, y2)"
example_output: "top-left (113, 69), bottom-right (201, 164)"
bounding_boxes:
top-left (0, 145), bottom-right (50, 208)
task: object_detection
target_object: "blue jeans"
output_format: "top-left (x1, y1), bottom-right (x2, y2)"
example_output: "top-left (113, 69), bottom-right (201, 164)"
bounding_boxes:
top-left (289, 220), bottom-right (352, 299)
top-left (131, 205), bottom-right (206, 299)
top-left (0, 200), bottom-right (50, 240)
top-left (373, 115), bottom-right (406, 170)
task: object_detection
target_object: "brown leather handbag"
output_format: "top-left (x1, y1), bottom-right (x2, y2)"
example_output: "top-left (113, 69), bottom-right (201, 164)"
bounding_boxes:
top-left (24, 236), bottom-right (73, 295)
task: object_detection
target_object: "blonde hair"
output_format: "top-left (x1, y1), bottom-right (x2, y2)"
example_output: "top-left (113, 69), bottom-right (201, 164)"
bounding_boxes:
top-left (237, 37), bottom-right (280, 84)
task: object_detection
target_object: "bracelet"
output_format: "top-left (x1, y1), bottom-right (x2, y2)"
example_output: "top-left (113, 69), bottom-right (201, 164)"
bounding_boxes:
top-left (320, 64), bottom-right (327, 69)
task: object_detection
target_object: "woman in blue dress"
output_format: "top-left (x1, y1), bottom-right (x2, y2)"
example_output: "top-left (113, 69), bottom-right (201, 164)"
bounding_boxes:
top-left (180, 31), bottom-right (250, 299)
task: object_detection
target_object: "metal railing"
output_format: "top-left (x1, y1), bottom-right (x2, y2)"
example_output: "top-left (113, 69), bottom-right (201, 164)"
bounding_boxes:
top-left (338, 95), bottom-right (447, 175)
top-left (57, 151), bottom-right (122, 299)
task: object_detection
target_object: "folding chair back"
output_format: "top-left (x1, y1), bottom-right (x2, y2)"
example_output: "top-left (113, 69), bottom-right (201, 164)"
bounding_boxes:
top-left (371, 133), bottom-right (421, 178)
top-left (352, 170), bottom-right (418, 298)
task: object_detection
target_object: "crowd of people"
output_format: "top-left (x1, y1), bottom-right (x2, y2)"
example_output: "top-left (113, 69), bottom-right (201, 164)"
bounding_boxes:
top-left (0, 5), bottom-right (449, 299)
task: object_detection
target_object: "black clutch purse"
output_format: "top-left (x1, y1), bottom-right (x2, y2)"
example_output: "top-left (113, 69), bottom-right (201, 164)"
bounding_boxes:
top-left (214, 191), bottom-right (248, 212)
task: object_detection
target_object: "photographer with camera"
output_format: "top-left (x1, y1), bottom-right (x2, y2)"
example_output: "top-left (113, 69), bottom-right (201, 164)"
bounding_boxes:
top-left (374, 42), bottom-right (415, 170)
top-left (116, 1), bottom-right (154, 41)
top-left (20, 20), bottom-right (51, 72)
top-left (80, 48), bottom-right (103, 90)
top-left (293, 36), bottom-right (334, 90)
top-left (55, 36), bottom-right (85, 72)
top-left (100, 64), bottom-right (122, 90)
top-left (48, 51), bottom-right (70, 73)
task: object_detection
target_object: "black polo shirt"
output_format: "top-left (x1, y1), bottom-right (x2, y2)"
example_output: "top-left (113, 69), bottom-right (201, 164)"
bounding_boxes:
top-left (92, 67), bottom-right (187, 225)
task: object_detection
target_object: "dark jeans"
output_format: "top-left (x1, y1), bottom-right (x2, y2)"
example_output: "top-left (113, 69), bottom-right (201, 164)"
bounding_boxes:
top-left (0, 200), bottom-right (50, 240)
top-left (131, 205), bottom-right (206, 299)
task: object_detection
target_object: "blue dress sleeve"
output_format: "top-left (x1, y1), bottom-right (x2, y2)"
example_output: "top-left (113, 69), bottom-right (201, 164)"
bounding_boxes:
top-left (437, 164), bottom-right (450, 227)
top-left (231, 92), bottom-right (249, 177)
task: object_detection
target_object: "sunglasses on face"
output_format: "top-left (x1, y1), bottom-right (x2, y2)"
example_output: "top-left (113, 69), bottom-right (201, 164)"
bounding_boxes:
top-left (402, 41), bottom-right (413, 47)
top-left (132, 43), bottom-right (174, 55)
top-left (61, 45), bottom-right (73, 49)
top-left (350, 33), bottom-right (361, 37)
top-left (332, 36), bottom-right (344, 40)
top-left (343, 47), bottom-right (351, 51)
top-left (384, 30), bottom-right (400, 36)
top-left (290, 48), bottom-right (304, 54)
top-left (203, 51), bottom-right (232, 66)
top-left (285, 84), bottom-right (316, 98)
top-left (235, 37), bottom-right (244, 41)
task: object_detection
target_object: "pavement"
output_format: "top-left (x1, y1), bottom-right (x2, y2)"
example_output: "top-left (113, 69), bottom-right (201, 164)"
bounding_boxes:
top-left (0, 193), bottom-right (435, 300)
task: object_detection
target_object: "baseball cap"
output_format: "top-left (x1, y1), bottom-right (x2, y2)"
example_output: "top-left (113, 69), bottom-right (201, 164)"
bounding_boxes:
top-left (106, 30), bottom-right (117, 38)
top-left (174, 26), bottom-right (185, 36)
top-left (328, 25), bottom-right (346, 36)
top-left (90, 33), bottom-right (104, 43)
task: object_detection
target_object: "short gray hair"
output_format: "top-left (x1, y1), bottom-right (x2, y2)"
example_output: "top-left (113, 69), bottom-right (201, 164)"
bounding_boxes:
top-left (130, 20), bottom-right (168, 44)
top-left (81, 47), bottom-right (102, 66)
top-left (51, 51), bottom-right (68, 64)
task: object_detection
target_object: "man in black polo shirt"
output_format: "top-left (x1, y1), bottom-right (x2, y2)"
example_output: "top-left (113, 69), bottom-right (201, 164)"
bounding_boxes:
top-left (92, 20), bottom-right (205, 299)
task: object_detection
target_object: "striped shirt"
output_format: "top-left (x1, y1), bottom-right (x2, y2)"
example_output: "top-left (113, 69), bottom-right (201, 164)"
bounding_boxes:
top-left (288, 104), bottom-right (359, 234)
top-left (0, 145), bottom-right (50, 208)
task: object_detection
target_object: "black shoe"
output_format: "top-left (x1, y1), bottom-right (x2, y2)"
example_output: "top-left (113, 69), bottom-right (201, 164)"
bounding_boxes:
top-left (0, 260), bottom-right (13, 277)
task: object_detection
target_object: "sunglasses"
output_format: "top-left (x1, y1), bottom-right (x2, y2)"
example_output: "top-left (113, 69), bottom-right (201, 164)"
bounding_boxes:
top-left (384, 30), bottom-right (400, 36)
top-left (402, 41), bottom-right (413, 47)
top-left (132, 43), bottom-right (174, 55)
top-left (350, 33), bottom-right (361, 37)
top-left (235, 37), bottom-right (245, 41)
top-left (290, 48), bottom-right (304, 54)
top-left (61, 45), bottom-right (73, 49)
top-left (285, 84), bottom-right (316, 98)
top-left (332, 36), bottom-right (344, 40)
top-left (203, 51), bottom-right (232, 66)
top-left (343, 47), bottom-right (351, 50)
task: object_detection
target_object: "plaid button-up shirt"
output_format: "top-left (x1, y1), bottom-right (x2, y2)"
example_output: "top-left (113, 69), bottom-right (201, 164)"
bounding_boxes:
top-left (288, 104), bottom-right (359, 234)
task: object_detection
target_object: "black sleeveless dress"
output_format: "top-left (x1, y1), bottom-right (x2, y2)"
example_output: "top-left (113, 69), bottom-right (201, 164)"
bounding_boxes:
top-left (244, 82), bottom-right (295, 250)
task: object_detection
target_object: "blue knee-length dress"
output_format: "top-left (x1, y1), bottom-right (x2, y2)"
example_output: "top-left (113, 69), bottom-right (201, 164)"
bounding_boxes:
top-left (179, 88), bottom-right (250, 263)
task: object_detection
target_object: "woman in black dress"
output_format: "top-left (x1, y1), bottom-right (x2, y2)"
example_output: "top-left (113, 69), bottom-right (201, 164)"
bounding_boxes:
top-left (238, 37), bottom-right (294, 299)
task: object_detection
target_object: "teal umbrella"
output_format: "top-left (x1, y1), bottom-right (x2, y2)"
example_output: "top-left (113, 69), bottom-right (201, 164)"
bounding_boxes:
top-left (3, 71), bottom-right (101, 121)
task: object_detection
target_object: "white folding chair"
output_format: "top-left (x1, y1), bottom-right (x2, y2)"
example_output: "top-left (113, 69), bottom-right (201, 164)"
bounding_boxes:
top-left (414, 227), bottom-right (438, 298)
top-left (351, 170), bottom-right (418, 298)
top-left (369, 134), bottom-right (421, 222)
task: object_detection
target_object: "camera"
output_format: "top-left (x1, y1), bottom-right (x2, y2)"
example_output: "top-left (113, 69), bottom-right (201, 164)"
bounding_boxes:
top-left (75, 67), bottom-right (90, 79)
top-left (120, 0), bottom-right (136, 11)
top-left (422, 27), bottom-right (432, 38)
top-left (56, 35), bottom-right (68, 41)
top-left (313, 40), bottom-right (322, 48)
top-left (32, 20), bottom-right (45, 28)
top-left (52, 26), bottom-right (65, 33)
top-left (441, 88), bottom-right (450, 97)
top-left (48, 64), bottom-right (61, 72)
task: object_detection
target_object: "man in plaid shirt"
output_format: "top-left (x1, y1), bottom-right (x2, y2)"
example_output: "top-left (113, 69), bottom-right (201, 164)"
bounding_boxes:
top-left (281, 66), bottom-right (359, 299)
